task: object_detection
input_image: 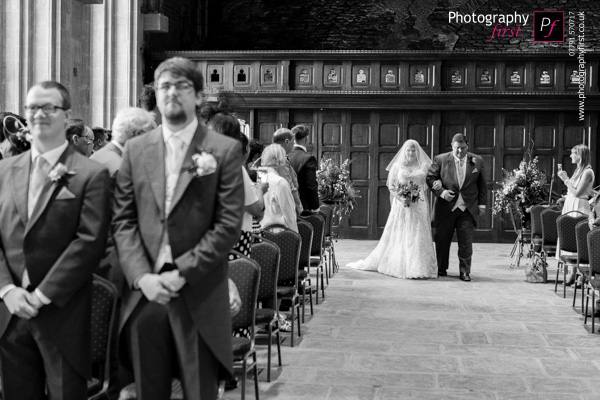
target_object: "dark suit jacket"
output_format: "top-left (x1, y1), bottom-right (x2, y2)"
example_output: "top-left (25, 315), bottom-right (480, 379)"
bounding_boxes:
top-left (0, 147), bottom-right (111, 378)
top-left (113, 124), bottom-right (244, 377)
top-left (426, 152), bottom-right (487, 227)
top-left (288, 147), bottom-right (320, 210)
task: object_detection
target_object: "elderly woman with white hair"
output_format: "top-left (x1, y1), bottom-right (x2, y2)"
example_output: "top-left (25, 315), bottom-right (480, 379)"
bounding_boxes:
top-left (90, 107), bottom-right (156, 176)
top-left (259, 144), bottom-right (298, 233)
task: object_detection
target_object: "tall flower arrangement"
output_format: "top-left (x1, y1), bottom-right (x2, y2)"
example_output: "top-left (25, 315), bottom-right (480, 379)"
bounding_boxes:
top-left (492, 151), bottom-right (549, 221)
top-left (317, 158), bottom-right (360, 223)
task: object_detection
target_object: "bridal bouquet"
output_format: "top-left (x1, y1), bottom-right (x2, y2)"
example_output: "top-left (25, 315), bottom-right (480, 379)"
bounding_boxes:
top-left (391, 180), bottom-right (421, 207)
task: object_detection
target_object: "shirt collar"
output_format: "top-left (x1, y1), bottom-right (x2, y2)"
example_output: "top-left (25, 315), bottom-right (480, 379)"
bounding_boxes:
top-left (454, 154), bottom-right (467, 164)
top-left (293, 144), bottom-right (307, 152)
top-left (162, 118), bottom-right (198, 147)
top-left (111, 140), bottom-right (125, 153)
top-left (31, 141), bottom-right (69, 167)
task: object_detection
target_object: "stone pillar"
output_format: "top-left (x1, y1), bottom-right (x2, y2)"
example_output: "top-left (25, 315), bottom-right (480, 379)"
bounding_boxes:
top-left (1, 0), bottom-right (143, 128)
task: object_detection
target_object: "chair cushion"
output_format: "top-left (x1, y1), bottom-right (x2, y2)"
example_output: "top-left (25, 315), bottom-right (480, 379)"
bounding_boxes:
top-left (588, 280), bottom-right (600, 290)
top-left (255, 308), bottom-right (276, 324)
top-left (232, 336), bottom-right (252, 358)
top-left (277, 286), bottom-right (296, 297)
top-left (310, 258), bottom-right (322, 267)
top-left (298, 269), bottom-right (308, 279)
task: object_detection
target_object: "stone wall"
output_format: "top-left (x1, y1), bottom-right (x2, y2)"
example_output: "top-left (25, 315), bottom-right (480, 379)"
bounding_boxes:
top-left (203, 0), bottom-right (599, 52)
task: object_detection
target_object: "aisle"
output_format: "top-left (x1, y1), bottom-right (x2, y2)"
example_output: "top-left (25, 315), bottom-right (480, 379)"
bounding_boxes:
top-left (225, 241), bottom-right (600, 400)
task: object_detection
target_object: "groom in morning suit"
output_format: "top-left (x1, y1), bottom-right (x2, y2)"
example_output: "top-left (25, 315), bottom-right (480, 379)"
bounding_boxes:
top-left (113, 57), bottom-right (244, 399)
top-left (426, 134), bottom-right (487, 281)
top-left (0, 81), bottom-right (111, 399)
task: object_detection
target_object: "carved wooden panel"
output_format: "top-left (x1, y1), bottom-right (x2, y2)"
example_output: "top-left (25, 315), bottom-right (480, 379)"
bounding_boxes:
top-left (474, 124), bottom-right (495, 150)
top-left (379, 124), bottom-right (400, 147)
top-left (323, 123), bottom-right (342, 146)
top-left (256, 110), bottom-right (277, 143)
top-left (536, 155), bottom-right (554, 179)
top-left (351, 124), bottom-right (370, 146)
top-left (321, 151), bottom-right (341, 166)
top-left (533, 126), bottom-right (555, 150)
top-left (350, 152), bottom-right (369, 180)
top-left (377, 186), bottom-right (391, 228)
top-left (378, 153), bottom-right (396, 182)
top-left (349, 186), bottom-right (369, 226)
top-left (407, 124), bottom-right (427, 144)
top-left (481, 154), bottom-right (494, 182)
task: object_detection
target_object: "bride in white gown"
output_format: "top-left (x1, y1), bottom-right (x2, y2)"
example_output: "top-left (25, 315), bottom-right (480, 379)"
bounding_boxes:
top-left (347, 139), bottom-right (438, 279)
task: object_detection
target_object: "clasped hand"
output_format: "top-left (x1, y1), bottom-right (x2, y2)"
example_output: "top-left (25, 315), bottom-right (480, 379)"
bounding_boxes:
top-left (138, 271), bottom-right (186, 305)
top-left (4, 288), bottom-right (43, 319)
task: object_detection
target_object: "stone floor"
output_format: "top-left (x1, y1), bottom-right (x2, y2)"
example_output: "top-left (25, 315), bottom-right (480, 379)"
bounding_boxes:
top-left (224, 240), bottom-right (600, 400)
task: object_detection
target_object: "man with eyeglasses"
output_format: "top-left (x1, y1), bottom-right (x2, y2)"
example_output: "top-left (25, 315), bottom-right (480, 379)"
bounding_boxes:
top-left (113, 57), bottom-right (244, 399)
top-left (0, 81), bottom-right (110, 399)
top-left (66, 118), bottom-right (94, 157)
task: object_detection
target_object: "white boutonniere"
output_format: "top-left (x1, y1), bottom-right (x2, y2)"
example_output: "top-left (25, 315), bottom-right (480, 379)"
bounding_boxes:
top-left (188, 151), bottom-right (217, 177)
top-left (48, 163), bottom-right (76, 183)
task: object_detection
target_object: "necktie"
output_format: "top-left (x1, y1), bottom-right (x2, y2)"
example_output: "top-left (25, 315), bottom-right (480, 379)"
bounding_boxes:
top-left (458, 159), bottom-right (465, 186)
top-left (165, 136), bottom-right (186, 213)
top-left (28, 156), bottom-right (49, 219)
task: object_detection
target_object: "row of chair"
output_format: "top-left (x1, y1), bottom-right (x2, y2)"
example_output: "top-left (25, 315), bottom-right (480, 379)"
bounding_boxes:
top-left (530, 205), bottom-right (600, 333)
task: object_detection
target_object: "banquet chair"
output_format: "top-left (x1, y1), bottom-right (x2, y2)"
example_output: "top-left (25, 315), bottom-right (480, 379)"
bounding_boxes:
top-left (229, 257), bottom-right (261, 400)
top-left (584, 228), bottom-right (600, 332)
top-left (263, 228), bottom-right (302, 347)
top-left (574, 220), bottom-right (591, 313)
top-left (555, 211), bottom-right (588, 298)
top-left (88, 274), bottom-right (118, 400)
top-left (302, 214), bottom-right (326, 304)
top-left (540, 207), bottom-right (560, 277)
top-left (529, 204), bottom-right (548, 257)
top-left (296, 219), bottom-right (315, 320)
top-left (249, 238), bottom-right (282, 382)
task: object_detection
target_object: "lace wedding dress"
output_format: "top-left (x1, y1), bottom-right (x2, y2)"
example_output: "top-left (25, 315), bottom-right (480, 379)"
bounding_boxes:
top-left (347, 164), bottom-right (438, 279)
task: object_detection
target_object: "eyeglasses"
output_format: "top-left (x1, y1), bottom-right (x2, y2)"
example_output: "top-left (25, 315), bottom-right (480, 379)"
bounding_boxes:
top-left (154, 81), bottom-right (194, 92)
top-left (24, 104), bottom-right (66, 115)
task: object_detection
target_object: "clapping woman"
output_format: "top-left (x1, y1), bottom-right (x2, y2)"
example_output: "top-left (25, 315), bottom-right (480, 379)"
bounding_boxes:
top-left (557, 144), bottom-right (594, 284)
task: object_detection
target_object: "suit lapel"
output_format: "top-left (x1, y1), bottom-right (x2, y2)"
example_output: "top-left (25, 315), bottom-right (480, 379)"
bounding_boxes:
top-left (170, 124), bottom-right (208, 213)
top-left (10, 152), bottom-right (31, 228)
top-left (463, 154), bottom-right (474, 187)
top-left (143, 129), bottom-right (166, 217)
top-left (25, 147), bottom-right (74, 236)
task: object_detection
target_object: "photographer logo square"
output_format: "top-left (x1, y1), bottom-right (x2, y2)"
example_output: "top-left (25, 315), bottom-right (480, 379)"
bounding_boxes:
top-left (533, 11), bottom-right (564, 42)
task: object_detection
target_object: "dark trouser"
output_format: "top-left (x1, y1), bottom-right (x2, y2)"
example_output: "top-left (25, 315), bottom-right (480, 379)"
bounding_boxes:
top-left (434, 208), bottom-right (475, 274)
top-left (123, 296), bottom-right (220, 400)
top-left (0, 317), bottom-right (87, 400)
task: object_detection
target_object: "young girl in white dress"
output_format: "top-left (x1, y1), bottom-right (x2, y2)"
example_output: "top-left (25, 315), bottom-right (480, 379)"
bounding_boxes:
top-left (347, 140), bottom-right (438, 279)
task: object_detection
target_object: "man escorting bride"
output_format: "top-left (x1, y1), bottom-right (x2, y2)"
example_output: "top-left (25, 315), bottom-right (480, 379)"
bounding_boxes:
top-left (348, 134), bottom-right (487, 281)
top-left (347, 139), bottom-right (438, 279)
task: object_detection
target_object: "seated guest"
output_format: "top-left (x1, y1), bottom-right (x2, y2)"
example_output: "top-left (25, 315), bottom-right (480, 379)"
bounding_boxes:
top-left (90, 107), bottom-right (155, 177)
top-left (272, 128), bottom-right (303, 216)
top-left (204, 105), bottom-right (268, 257)
top-left (289, 124), bottom-right (320, 213)
top-left (66, 118), bottom-right (94, 157)
top-left (138, 84), bottom-right (162, 126)
top-left (589, 190), bottom-right (600, 230)
top-left (247, 139), bottom-right (264, 181)
top-left (0, 112), bottom-right (30, 158)
top-left (260, 144), bottom-right (298, 233)
top-left (92, 126), bottom-right (110, 152)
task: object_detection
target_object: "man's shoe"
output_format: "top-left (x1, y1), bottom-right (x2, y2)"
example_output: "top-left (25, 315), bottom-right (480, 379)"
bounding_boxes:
top-left (459, 273), bottom-right (471, 282)
top-left (438, 270), bottom-right (447, 277)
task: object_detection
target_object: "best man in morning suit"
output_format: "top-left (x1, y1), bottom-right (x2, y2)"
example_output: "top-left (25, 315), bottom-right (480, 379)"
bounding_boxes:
top-left (289, 124), bottom-right (320, 212)
top-left (113, 57), bottom-right (244, 400)
top-left (427, 134), bottom-right (487, 281)
top-left (0, 81), bottom-right (110, 399)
